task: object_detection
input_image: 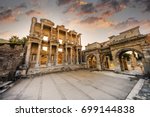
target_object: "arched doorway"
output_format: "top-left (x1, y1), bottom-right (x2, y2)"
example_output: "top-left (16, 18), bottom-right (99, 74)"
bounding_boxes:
top-left (87, 55), bottom-right (97, 69)
top-left (116, 48), bottom-right (144, 74)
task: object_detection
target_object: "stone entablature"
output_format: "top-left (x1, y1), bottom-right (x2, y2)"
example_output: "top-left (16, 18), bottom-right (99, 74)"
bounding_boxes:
top-left (109, 26), bottom-right (142, 45)
top-left (85, 42), bottom-right (100, 50)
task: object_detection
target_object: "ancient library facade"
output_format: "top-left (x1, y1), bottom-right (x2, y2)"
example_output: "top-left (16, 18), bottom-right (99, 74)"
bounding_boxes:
top-left (25, 17), bottom-right (82, 70)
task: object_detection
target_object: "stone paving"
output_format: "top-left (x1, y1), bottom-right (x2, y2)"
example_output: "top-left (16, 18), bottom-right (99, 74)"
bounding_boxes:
top-left (0, 70), bottom-right (138, 100)
top-left (136, 79), bottom-right (150, 100)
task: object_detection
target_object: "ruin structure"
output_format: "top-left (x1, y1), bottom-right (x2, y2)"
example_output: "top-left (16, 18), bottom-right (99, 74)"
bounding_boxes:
top-left (25, 18), bottom-right (150, 75)
top-left (25, 17), bottom-right (82, 74)
top-left (83, 26), bottom-right (150, 74)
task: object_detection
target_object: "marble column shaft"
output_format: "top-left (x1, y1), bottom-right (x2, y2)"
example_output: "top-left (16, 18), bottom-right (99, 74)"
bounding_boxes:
top-left (35, 43), bottom-right (41, 67)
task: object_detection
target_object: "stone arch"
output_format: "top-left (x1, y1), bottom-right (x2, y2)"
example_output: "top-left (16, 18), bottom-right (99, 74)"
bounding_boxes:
top-left (86, 54), bottom-right (97, 69)
top-left (115, 48), bottom-right (144, 59)
top-left (115, 48), bottom-right (144, 72)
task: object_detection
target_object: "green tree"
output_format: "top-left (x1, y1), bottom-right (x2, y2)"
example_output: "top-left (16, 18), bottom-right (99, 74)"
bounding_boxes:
top-left (21, 37), bottom-right (28, 45)
top-left (9, 36), bottom-right (20, 44)
top-left (9, 36), bottom-right (28, 45)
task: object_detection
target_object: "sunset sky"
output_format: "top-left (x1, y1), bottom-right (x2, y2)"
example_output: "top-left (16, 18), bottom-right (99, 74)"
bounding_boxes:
top-left (0, 0), bottom-right (150, 49)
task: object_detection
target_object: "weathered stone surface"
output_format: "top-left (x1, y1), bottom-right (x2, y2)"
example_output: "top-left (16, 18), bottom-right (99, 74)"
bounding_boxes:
top-left (0, 70), bottom-right (137, 100)
top-left (0, 44), bottom-right (25, 82)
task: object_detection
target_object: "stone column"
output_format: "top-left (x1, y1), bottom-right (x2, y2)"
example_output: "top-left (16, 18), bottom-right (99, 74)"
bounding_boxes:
top-left (30, 17), bottom-right (37, 34)
top-left (79, 36), bottom-right (81, 45)
top-left (76, 35), bottom-right (78, 45)
top-left (143, 46), bottom-right (150, 74)
top-left (41, 23), bottom-right (44, 35)
top-left (70, 47), bottom-right (73, 64)
top-left (76, 48), bottom-right (79, 64)
top-left (55, 45), bottom-right (58, 65)
top-left (25, 42), bottom-right (31, 67)
top-left (131, 51), bottom-right (137, 70)
top-left (71, 33), bottom-right (73, 43)
top-left (47, 44), bottom-right (52, 66)
top-left (114, 58), bottom-right (121, 72)
top-left (50, 27), bottom-right (53, 39)
top-left (57, 29), bottom-right (59, 39)
top-left (65, 44), bottom-right (68, 65)
top-left (96, 54), bottom-right (101, 70)
top-left (80, 50), bottom-right (82, 64)
top-left (35, 43), bottom-right (41, 68)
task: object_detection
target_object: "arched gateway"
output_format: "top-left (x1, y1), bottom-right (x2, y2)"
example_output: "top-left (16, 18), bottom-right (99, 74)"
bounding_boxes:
top-left (83, 26), bottom-right (150, 74)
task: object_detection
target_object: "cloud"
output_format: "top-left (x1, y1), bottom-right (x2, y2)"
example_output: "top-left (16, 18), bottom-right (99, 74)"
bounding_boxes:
top-left (30, 0), bottom-right (41, 8)
top-left (0, 3), bottom-right (27, 24)
top-left (25, 10), bottom-right (44, 16)
top-left (114, 17), bottom-right (150, 31)
top-left (0, 6), bottom-right (4, 11)
top-left (80, 16), bottom-right (114, 29)
top-left (0, 9), bottom-right (17, 24)
top-left (134, 0), bottom-right (150, 12)
top-left (57, 0), bottom-right (73, 6)
top-left (78, 3), bottom-right (97, 15)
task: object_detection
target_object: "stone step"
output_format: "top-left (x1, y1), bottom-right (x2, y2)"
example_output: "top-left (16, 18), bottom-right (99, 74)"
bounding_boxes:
top-left (0, 81), bottom-right (12, 88)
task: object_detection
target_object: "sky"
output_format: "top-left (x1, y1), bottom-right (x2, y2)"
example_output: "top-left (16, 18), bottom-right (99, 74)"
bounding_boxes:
top-left (0, 0), bottom-right (150, 49)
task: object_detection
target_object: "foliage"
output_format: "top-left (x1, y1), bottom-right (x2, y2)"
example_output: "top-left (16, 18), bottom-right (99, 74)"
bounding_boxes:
top-left (9, 36), bottom-right (28, 45)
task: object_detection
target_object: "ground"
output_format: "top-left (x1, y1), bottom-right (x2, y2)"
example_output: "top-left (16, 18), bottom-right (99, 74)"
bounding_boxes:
top-left (0, 70), bottom-right (138, 100)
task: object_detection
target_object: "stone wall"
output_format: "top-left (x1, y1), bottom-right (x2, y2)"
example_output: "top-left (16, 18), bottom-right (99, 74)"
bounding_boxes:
top-left (0, 44), bottom-right (25, 82)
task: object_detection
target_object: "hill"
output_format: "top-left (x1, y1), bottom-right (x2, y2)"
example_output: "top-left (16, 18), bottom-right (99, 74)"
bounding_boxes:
top-left (0, 39), bottom-right (9, 43)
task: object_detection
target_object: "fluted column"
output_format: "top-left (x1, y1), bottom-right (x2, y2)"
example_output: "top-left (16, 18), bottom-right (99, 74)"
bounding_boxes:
top-left (35, 43), bottom-right (41, 68)
top-left (25, 41), bottom-right (31, 67)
